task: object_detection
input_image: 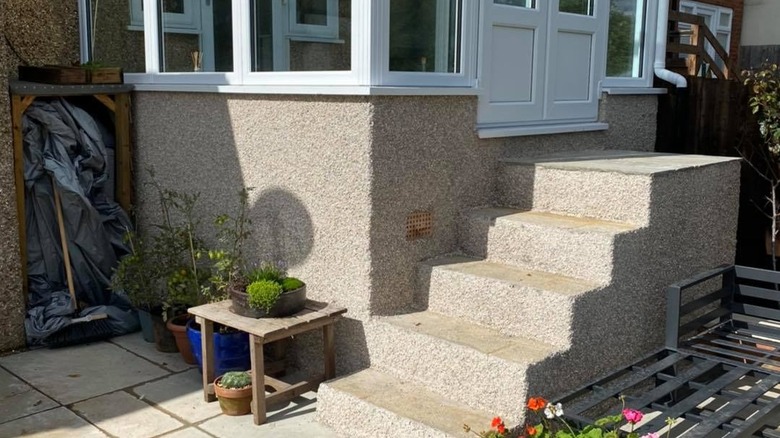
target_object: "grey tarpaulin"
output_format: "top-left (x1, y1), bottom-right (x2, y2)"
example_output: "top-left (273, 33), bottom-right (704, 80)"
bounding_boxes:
top-left (22, 98), bottom-right (138, 344)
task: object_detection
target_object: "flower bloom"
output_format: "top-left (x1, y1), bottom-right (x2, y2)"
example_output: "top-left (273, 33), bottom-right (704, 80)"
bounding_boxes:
top-left (640, 433), bottom-right (659, 438)
top-left (544, 402), bottom-right (564, 419)
top-left (527, 397), bottom-right (548, 412)
top-left (623, 408), bottom-right (644, 424)
top-left (526, 425), bottom-right (538, 436)
top-left (491, 417), bottom-right (506, 434)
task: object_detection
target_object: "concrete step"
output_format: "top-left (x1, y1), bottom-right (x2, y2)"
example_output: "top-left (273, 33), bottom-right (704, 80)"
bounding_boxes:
top-left (498, 150), bottom-right (736, 225)
top-left (460, 208), bottom-right (638, 283)
top-left (367, 311), bottom-right (560, 420)
top-left (317, 368), bottom-right (495, 438)
top-left (418, 255), bottom-right (601, 347)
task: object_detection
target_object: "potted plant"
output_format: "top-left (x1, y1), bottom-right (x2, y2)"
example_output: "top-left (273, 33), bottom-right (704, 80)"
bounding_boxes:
top-left (214, 370), bottom-right (253, 416)
top-left (229, 263), bottom-right (307, 318)
top-left (111, 231), bottom-right (176, 351)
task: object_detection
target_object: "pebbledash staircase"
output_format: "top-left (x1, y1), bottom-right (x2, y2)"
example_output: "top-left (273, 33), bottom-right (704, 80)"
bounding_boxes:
top-left (316, 150), bottom-right (741, 437)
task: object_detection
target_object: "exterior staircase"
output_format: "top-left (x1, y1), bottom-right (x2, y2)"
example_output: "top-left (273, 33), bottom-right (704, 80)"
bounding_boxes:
top-left (316, 150), bottom-right (740, 437)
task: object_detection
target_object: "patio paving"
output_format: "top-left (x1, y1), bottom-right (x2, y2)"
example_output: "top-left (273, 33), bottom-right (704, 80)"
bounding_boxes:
top-left (0, 332), bottom-right (339, 437)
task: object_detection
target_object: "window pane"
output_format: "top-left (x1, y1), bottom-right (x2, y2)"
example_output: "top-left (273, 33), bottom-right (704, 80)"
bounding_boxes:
top-left (160, 0), bottom-right (234, 72)
top-left (389, 0), bottom-right (462, 73)
top-left (494, 0), bottom-right (534, 8)
top-left (607, 0), bottom-right (644, 77)
top-left (90, 0), bottom-right (145, 72)
top-left (560, 0), bottom-right (594, 16)
top-left (250, 0), bottom-right (351, 72)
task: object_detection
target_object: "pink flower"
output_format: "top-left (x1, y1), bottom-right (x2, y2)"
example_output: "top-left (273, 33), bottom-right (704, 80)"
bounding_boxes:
top-left (622, 408), bottom-right (644, 424)
top-left (640, 433), bottom-right (659, 438)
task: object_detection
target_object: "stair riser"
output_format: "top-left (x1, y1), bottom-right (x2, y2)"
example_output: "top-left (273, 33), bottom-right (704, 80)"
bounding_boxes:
top-left (460, 216), bottom-right (619, 283)
top-left (419, 265), bottom-right (577, 347)
top-left (499, 165), bottom-right (652, 225)
top-left (317, 384), bottom-right (452, 438)
top-left (366, 321), bottom-right (529, 421)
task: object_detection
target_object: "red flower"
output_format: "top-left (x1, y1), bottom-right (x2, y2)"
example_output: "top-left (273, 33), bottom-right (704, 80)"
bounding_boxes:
top-left (527, 397), bottom-right (548, 412)
top-left (526, 425), bottom-right (537, 436)
top-left (491, 417), bottom-right (506, 434)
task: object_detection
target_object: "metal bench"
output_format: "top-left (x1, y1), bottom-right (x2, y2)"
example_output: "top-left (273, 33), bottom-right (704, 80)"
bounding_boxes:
top-left (558, 265), bottom-right (780, 438)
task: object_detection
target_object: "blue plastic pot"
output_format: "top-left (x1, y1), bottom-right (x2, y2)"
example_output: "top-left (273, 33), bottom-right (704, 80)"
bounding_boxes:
top-left (186, 319), bottom-right (251, 376)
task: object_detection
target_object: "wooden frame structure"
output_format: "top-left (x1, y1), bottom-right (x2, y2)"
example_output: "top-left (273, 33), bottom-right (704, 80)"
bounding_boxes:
top-left (9, 80), bottom-right (134, 297)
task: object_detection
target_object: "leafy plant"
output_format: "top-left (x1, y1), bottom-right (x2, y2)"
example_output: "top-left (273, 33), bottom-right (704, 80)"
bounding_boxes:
top-left (217, 371), bottom-right (252, 389)
top-left (111, 230), bottom-right (162, 309)
top-left (205, 188), bottom-right (253, 302)
top-left (281, 277), bottom-right (304, 292)
top-left (246, 280), bottom-right (283, 313)
top-left (247, 262), bottom-right (286, 284)
top-left (464, 396), bottom-right (674, 438)
top-left (743, 63), bottom-right (780, 269)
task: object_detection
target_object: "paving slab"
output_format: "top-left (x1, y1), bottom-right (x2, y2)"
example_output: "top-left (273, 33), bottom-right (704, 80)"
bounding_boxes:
top-left (0, 342), bottom-right (169, 405)
top-left (111, 333), bottom-right (194, 372)
top-left (0, 367), bottom-right (58, 424)
top-left (0, 406), bottom-right (107, 437)
top-left (158, 427), bottom-right (213, 438)
top-left (131, 369), bottom-right (221, 423)
top-left (71, 391), bottom-right (183, 438)
top-left (199, 394), bottom-right (338, 438)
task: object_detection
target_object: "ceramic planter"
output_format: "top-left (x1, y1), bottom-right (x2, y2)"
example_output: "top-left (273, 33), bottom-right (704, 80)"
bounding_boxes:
top-left (229, 284), bottom-right (306, 318)
top-left (186, 319), bottom-right (251, 375)
top-left (167, 314), bottom-right (197, 364)
top-left (214, 376), bottom-right (252, 416)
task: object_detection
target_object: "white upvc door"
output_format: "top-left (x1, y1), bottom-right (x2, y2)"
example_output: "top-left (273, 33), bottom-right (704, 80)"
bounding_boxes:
top-left (478, 0), bottom-right (549, 125)
top-left (478, 0), bottom-right (608, 126)
top-left (545, 0), bottom-right (607, 121)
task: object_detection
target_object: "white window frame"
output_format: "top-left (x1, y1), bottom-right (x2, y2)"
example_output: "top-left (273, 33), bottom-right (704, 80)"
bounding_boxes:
top-left (602, 0), bottom-right (658, 88)
top-left (288, 0), bottom-right (340, 41)
top-left (129, 0), bottom-right (202, 33)
top-left (377, 0), bottom-right (479, 87)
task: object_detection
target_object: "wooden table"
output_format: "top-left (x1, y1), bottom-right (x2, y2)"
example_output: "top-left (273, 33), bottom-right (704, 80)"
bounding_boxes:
top-left (188, 299), bottom-right (347, 425)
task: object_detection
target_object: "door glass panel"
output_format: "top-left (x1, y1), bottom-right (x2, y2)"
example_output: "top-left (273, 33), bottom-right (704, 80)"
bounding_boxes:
top-left (607, 0), bottom-right (644, 77)
top-left (559, 0), bottom-right (594, 16)
top-left (296, 0), bottom-right (328, 26)
top-left (494, 0), bottom-right (535, 8)
top-left (389, 0), bottom-right (462, 73)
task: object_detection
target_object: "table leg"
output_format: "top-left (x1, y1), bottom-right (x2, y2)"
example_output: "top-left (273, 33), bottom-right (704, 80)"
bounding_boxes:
top-left (197, 316), bottom-right (216, 402)
top-left (250, 334), bottom-right (266, 425)
top-left (323, 323), bottom-right (335, 380)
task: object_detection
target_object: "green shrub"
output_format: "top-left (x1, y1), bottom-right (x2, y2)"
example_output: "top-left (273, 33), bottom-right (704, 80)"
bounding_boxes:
top-left (281, 277), bottom-right (304, 292)
top-left (246, 280), bottom-right (283, 312)
top-left (247, 263), bottom-right (285, 284)
top-left (218, 371), bottom-right (251, 389)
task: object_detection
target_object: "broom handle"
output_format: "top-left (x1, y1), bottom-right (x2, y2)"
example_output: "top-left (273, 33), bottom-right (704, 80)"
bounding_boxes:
top-left (52, 178), bottom-right (78, 309)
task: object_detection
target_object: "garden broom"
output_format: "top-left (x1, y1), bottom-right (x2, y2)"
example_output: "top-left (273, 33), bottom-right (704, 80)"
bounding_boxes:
top-left (45, 178), bottom-right (113, 348)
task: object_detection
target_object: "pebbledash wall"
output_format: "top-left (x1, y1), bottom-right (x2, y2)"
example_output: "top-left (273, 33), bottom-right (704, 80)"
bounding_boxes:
top-left (0, 0), bottom-right (80, 351)
top-left (132, 92), bottom-right (659, 371)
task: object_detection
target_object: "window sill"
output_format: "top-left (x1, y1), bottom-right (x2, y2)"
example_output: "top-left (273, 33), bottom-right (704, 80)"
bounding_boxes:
top-left (477, 122), bottom-right (609, 139)
top-left (602, 87), bottom-right (668, 95)
top-left (130, 83), bottom-right (481, 96)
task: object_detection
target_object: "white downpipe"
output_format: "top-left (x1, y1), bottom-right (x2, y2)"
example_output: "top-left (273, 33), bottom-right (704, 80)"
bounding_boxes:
top-left (655, 0), bottom-right (688, 88)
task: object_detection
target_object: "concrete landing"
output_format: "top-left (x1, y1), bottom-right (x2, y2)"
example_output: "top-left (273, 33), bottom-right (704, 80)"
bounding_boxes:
top-left (501, 150), bottom-right (739, 175)
top-left (0, 333), bottom-right (337, 437)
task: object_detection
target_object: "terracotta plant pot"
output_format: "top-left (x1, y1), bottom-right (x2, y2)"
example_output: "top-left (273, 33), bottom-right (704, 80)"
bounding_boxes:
top-left (229, 284), bottom-right (307, 318)
top-left (214, 376), bottom-right (253, 416)
top-left (167, 314), bottom-right (197, 365)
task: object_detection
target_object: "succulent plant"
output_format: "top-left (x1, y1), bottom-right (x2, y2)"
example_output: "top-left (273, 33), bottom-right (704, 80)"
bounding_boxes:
top-left (246, 280), bottom-right (283, 312)
top-left (218, 371), bottom-right (251, 389)
top-left (280, 277), bottom-right (304, 292)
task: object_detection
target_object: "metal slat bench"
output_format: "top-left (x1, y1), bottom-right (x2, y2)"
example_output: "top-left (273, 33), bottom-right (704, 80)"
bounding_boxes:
top-left (558, 265), bottom-right (780, 438)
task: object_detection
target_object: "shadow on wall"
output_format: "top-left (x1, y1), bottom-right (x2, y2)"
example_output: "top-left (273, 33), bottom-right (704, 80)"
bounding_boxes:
top-left (247, 188), bottom-right (314, 269)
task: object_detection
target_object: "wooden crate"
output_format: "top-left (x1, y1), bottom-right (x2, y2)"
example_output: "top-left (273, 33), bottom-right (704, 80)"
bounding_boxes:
top-left (18, 65), bottom-right (88, 85)
top-left (18, 65), bottom-right (123, 85)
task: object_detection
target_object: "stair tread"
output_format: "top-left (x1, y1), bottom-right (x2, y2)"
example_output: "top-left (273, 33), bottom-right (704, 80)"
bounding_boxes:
top-left (467, 207), bottom-right (637, 233)
top-left (500, 150), bottom-right (737, 175)
top-left (326, 368), bottom-right (494, 436)
top-left (383, 310), bottom-right (560, 364)
top-left (426, 255), bottom-right (599, 296)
